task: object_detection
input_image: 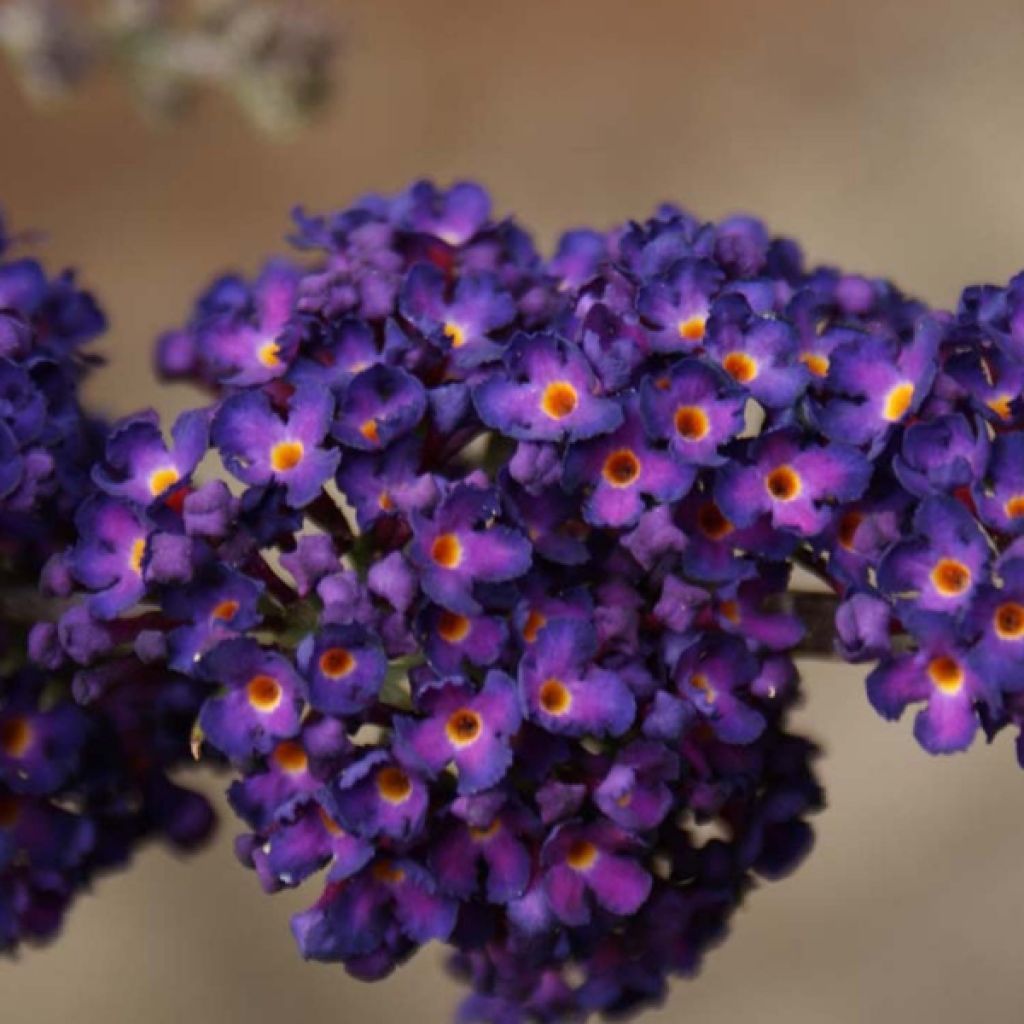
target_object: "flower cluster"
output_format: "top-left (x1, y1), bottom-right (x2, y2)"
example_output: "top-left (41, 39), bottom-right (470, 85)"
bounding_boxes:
top-left (36, 179), bottom-right (942, 1015)
top-left (0, 220), bottom-right (213, 952)
top-left (829, 275), bottom-right (1024, 759)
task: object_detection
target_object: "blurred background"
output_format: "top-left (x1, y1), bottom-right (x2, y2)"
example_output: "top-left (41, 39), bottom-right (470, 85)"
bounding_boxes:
top-left (2, 1), bottom-right (1024, 1021)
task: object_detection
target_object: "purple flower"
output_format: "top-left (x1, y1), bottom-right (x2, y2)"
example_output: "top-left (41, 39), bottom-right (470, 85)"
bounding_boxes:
top-left (394, 672), bottom-right (520, 794)
top-left (640, 357), bottom-right (746, 467)
top-left (409, 484), bottom-right (531, 615)
top-left (296, 624), bottom-right (387, 716)
top-left (519, 619), bottom-right (635, 738)
top-left (336, 436), bottom-right (435, 530)
top-left (326, 749), bottom-right (429, 842)
top-left (92, 408), bottom-right (208, 506)
top-left (877, 495), bottom-right (989, 620)
top-left (473, 333), bottom-right (622, 442)
top-left (394, 180), bottom-right (491, 246)
top-left (564, 397), bottom-right (695, 529)
top-left (212, 381), bottom-right (338, 507)
top-left (331, 364), bottom-right (427, 452)
top-left (540, 821), bottom-right (651, 926)
top-left (636, 259), bottom-right (723, 352)
top-left (715, 428), bottom-right (870, 537)
top-left (974, 433), bottom-right (1024, 537)
top-left (893, 413), bottom-right (989, 497)
top-left (400, 263), bottom-right (515, 366)
top-left (417, 605), bottom-right (508, 674)
top-left (198, 639), bottom-right (304, 759)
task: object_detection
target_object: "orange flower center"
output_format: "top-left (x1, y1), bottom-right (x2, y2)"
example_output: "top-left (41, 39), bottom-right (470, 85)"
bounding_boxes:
top-left (882, 382), bottom-right (914, 423)
top-left (927, 655), bottom-right (964, 695)
top-left (437, 611), bottom-right (471, 643)
top-left (257, 340), bottom-right (282, 368)
top-left (837, 510), bottom-right (863, 550)
top-left (0, 717), bottom-right (33, 758)
top-left (930, 558), bottom-right (971, 597)
top-left (376, 766), bottom-right (413, 804)
top-left (1004, 495), bottom-right (1024, 520)
top-left (539, 678), bottom-right (571, 716)
top-left (689, 672), bottom-right (717, 702)
top-left (445, 708), bottom-right (483, 747)
top-left (319, 647), bottom-right (355, 679)
top-left (270, 440), bottom-right (304, 472)
top-left (522, 608), bottom-right (547, 644)
top-left (602, 448), bottom-right (641, 488)
top-left (766, 465), bottom-right (801, 501)
top-left (987, 394), bottom-right (1013, 421)
top-left (372, 859), bottom-right (406, 885)
top-left (719, 599), bottom-right (740, 624)
top-left (566, 839), bottom-right (598, 871)
top-left (129, 536), bottom-right (147, 574)
top-left (272, 741), bottom-right (308, 775)
top-left (246, 674), bottom-right (283, 712)
top-left (359, 419), bottom-right (380, 445)
top-left (148, 466), bottom-right (180, 497)
top-left (800, 352), bottom-right (830, 378)
top-left (722, 352), bottom-right (757, 383)
top-left (540, 380), bottom-right (579, 420)
top-left (995, 602), bottom-right (1024, 640)
top-left (697, 501), bottom-right (733, 540)
top-left (674, 405), bottom-right (710, 441)
top-left (430, 532), bottom-right (463, 569)
top-left (677, 314), bottom-right (707, 342)
top-left (468, 819), bottom-right (502, 843)
top-left (211, 599), bottom-right (240, 622)
top-left (443, 322), bottom-right (467, 348)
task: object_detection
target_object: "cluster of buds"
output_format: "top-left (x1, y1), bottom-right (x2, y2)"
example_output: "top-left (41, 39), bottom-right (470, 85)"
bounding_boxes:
top-left (0, 219), bottom-right (212, 952)
top-left (0, 0), bottom-right (335, 133)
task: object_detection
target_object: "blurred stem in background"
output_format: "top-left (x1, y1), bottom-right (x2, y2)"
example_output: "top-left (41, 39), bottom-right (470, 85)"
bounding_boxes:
top-left (0, 0), bottom-right (337, 134)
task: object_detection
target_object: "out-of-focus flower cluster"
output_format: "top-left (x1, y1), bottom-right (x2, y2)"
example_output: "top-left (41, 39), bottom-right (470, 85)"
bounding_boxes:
top-left (0, 0), bottom-right (335, 134)
top-left (0, 218), bottom-right (213, 953)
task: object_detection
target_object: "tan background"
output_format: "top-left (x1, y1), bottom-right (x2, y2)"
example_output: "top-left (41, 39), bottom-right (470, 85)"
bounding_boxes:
top-left (2, 1), bottom-right (1024, 1020)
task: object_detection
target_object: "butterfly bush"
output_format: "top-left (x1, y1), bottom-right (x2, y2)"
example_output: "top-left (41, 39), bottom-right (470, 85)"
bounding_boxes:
top-left (30, 178), bottom-right (1024, 1017)
top-left (0, 219), bottom-right (213, 952)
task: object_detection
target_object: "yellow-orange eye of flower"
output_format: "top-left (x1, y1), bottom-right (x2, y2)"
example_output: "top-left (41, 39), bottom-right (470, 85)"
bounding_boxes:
top-left (987, 395), bottom-right (1013, 420)
top-left (539, 678), bottom-right (571, 716)
top-left (566, 839), bottom-right (598, 871)
top-left (272, 741), bottom-right (308, 774)
top-left (1004, 495), bottom-right (1024, 520)
top-left (540, 380), bottom-right (579, 420)
top-left (359, 419), bottom-right (380, 445)
top-left (677, 314), bottom-right (707, 342)
top-left (0, 717), bottom-right (33, 758)
top-left (445, 708), bottom-right (483, 748)
top-left (129, 537), bottom-right (146, 574)
top-left (719, 600), bottom-right (740, 624)
top-left (882, 381), bottom-right (915, 422)
top-left (722, 352), bottom-right (757, 383)
top-left (995, 602), bottom-right (1024, 640)
top-left (211, 599), bottom-right (240, 622)
top-left (270, 440), bottom-right (304, 472)
top-left (376, 766), bottom-right (413, 804)
top-left (318, 806), bottom-right (344, 836)
top-left (522, 608), bottom-right (547, 644)
top-left (246, 674), bottom-right (283, 712)
top-left (257, 340), bottom-right (282, 368)
top-left (602, 449), bottom-right (641, 488)
top-left (148, 466), bottom-right (180, 497)
top-left (928, 655), bottom-right (964, 694)
top-left (372, 860), bottom-right (406, 884)
top-left (443, 322), bottom-right (467, 348)
top-left (765, 465), bottom-right (802, 502)
top-left (931, 558), bottom-right (971, 597)
top-left (800, 352), bottom-right (830, 378)
top-left (838, 511), bottom-right (863, 551)
top-left (319, 647), bottom-right (355, 679)
top-left (689, 673), bottom-right (716, 701)
top-left (673, 405), bottom-right (710, 441)
top-left (437, 611), bottom-right (471, 643)
top-left (697, 501), bottom-right (733, 540)
top-left (430, 532), bottom-right (463, 568)
top-left (0, 794), bottom-right (20, 829)
top-left (468, 819), bottom-right (502, 842)
top-left (378, 490), bottom-right (395, 511)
